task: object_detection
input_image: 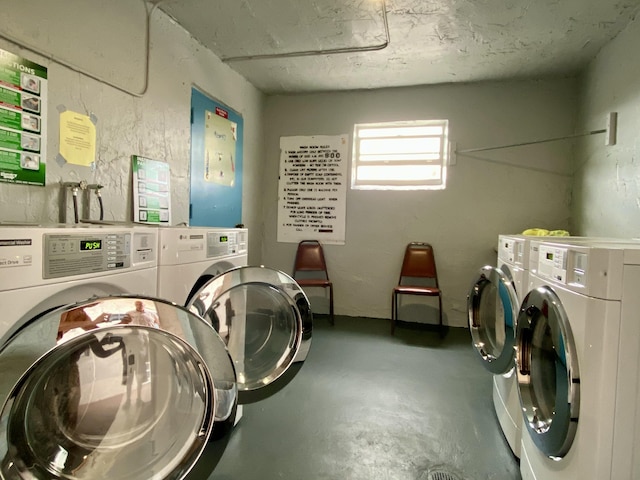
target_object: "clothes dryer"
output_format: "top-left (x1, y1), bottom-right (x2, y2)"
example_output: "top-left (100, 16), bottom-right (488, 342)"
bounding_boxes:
top-left (157, 226), bottom-right (248, 306)
top-left (516, 240), bottom-right (640, 479)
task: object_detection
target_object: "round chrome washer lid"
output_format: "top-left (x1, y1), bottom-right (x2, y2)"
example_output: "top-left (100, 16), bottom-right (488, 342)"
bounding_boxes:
top-left (187, 266), bottom-right (312, 404)
top-left (467, 265), bottom-right (519, 374)
top-left (0, 296), bottom-right (238, 479)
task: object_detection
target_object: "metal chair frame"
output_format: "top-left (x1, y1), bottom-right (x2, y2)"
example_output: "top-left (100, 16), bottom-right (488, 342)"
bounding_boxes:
top-left (293, 240), bottom-right (334, 325)
top-left (391, 242), bottom-right (443, 335)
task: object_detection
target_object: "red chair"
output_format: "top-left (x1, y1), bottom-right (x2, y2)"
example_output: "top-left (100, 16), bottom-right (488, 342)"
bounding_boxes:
top-left (391, 242), bottom-right (442, 335)
top-left (293, 240), bottom-right (334, 325)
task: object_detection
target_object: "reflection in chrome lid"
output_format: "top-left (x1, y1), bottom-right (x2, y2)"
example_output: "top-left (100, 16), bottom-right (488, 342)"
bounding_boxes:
top-left (186, 266), bottom-right (312, 404)
top-left (0, 296), bottom-right (237, 479)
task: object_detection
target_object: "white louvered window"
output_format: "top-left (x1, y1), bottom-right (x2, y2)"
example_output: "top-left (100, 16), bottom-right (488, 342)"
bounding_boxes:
top-left (351, 120), bottom-right (449, 190)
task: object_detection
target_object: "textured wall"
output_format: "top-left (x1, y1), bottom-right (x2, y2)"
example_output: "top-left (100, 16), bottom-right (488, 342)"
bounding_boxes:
top-left (0, 2), bottom-right (266, 264)
top-left (262, 79), bottom-right (577, 326)
top-left (572, 16), bottom-right (640, 237)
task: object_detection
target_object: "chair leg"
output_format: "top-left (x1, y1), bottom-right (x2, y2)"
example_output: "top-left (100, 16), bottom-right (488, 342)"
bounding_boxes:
top-left (329, 285), bottom-right (335, 326)
top-left (438, 294), bottom-right (444, 338)
top-left (391, 292), bottom-right (396, 335)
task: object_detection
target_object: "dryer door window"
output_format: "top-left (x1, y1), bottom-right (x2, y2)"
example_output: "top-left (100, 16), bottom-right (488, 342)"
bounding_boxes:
top-left (0, 303), bottom-right (217, 480)
top-left (187, 266), bottom-right (312, 404)
top-left (515, 285), bottom-right (580, 459)
top-left (467, 265), bottom-right (519, 374)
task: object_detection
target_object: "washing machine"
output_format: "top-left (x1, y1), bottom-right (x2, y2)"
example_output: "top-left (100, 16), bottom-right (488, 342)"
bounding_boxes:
top-left (157, 226), bottom-right (248, 306)
top-left (468, 249), bottom-right (521, 457)
top-left (0, 223), bottom-right (158, 344)
top-left (516, 239), bottom-right (640, 479)
top-left (469, 234), bottom-right (638, 459)
top-left (0, 264), bottom-right (312, 479)
top-left (469, 234), bottom-right (558, 458)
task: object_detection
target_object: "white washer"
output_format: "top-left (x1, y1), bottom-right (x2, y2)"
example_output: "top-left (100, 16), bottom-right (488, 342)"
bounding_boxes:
top-left (470, 234), bottom-right (569, 459)
top-left (517, 239), bottom-right (640, 479)
top-left (0, 267), bottom-right (312, 478)
top-left (0, 224), bottom-right (158, 344)
top-left (493, 235), bottom-right (529, 458)
top-left (157, 226), bottom-right (248, 424)
top-left (157, 226), bottom-right (248, 306)
top-left (469, 247), bottom-right (522, 458)
top-left (0, 225), bottom-right (312, 478)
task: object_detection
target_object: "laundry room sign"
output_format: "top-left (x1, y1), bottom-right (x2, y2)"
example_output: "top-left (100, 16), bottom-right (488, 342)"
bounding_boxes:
top-left (0, 48), bottom-right (47, 186)
top-left (277, 134), bottom-right (348, 245)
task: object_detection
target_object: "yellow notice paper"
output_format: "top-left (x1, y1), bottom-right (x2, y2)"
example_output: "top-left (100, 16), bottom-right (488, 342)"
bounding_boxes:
top-left (59, 111), bottom-right (96, 166)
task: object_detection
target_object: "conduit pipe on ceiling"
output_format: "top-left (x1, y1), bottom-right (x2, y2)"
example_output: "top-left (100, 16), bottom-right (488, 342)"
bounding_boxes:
top-left (222, 0), bottom-right (390, 62)
top-left (0, 0), bottom-right (171, 97)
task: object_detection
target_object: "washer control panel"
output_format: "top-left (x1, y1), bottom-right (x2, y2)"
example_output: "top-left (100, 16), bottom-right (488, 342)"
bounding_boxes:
top-left (207, 231), bottom-right (241, 258)
top-left (44, 232), bottom-right (131, 279)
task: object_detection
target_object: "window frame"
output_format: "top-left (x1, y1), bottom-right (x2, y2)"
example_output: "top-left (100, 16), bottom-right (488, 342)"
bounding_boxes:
top-left (351, 119), bottom-right (449, 191)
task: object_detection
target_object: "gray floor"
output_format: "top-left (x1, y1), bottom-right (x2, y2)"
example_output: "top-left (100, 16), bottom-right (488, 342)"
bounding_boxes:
top-left (187, 316), bottom-right (522, 480)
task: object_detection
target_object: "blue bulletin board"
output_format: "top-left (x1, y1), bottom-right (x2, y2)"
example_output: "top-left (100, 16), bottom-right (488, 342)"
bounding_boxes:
top-left (189, 87), bottom-right (243, 227)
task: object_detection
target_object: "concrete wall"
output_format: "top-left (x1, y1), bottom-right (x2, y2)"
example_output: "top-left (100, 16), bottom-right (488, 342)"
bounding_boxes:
top-left (0, 1), bottom-right (266, 264)
top-left (262, 80), bottom-right (578, 327)
top-left (572, 15), bottom-right (640, 237)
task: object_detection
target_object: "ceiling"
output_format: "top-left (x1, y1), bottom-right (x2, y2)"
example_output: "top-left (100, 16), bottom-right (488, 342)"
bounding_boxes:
top-left (159, 0), bottom-right (640, 94)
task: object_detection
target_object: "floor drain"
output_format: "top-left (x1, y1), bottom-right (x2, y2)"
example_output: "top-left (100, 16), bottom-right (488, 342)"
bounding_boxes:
top-left (426, 467), bottom-right (463, 480)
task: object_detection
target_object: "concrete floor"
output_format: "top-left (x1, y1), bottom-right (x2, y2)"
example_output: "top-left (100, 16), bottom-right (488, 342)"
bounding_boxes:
top-left (186, 316), bottom-right (522, 480)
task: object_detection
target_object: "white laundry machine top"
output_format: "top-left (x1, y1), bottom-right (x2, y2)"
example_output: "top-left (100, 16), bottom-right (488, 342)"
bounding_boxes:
top-left (0, 224), bottom-right (158, 343)
top-left (158, 226), bottom-right (247, 266)
top-left (498, 234), bottom-right (640, 273)
top-left (531, 239), bottom-right (640, 300)
top-left (498, 234), bottom-right (529, 268)
top-left (156, 226), bottom-right (249, 306)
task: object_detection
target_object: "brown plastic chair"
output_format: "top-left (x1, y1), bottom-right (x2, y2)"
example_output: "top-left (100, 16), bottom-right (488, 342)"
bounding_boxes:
top-left (293, 240), bottom-right (334, 325)
top-left (391, 242), bottom-right (442, 335)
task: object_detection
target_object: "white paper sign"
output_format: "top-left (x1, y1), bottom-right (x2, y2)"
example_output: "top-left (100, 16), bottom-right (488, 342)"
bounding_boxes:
top-left (277, 134), bottom-right (349, 245)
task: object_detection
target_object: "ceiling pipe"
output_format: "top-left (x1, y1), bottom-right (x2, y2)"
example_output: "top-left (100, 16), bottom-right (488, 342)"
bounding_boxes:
top-left (222, 0), bottom-right (390, 62)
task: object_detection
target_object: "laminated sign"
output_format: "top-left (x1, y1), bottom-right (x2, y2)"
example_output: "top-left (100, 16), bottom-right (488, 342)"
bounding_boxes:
top-left (0, 48), bottom-right (48, 186)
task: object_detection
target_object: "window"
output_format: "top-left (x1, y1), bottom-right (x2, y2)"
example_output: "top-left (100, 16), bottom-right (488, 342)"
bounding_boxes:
top-left (351, 119), bottom-right (449, 190)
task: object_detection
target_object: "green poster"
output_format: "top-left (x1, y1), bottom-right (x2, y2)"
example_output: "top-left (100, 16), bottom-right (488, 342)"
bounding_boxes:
top-left (0, 48), bottom-right (47, 186)
top-left (131, 155), bottom-right (171, 224)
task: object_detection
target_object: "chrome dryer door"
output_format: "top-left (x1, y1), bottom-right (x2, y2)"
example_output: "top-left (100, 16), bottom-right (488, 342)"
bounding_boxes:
top-left (467, 265), bottom-right (519, 374)
top-left (0, 296), bottom-right (236, 480)
top-left (186, 266), bottom-right (312, 404)
top-left (515, 285), bottom-right (580, 459)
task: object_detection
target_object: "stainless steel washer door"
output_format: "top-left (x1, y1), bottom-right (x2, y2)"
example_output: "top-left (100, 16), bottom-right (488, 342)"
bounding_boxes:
top-left (187, 266), bottom-right (312, 404)
top-left (467, 265), bottom-right (519, 374)
top-left (515, 285), bottom-right (580, 459)
top-left (0, 296), bottom-right (237, 480)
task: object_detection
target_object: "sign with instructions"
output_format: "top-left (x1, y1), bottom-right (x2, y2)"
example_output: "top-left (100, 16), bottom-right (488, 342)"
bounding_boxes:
top-left (277, 134), bottom-right (348, 245)
top-left (132, 155), bottom-right (171, 224)
top-left (0, 48), bottom-right (47, 186)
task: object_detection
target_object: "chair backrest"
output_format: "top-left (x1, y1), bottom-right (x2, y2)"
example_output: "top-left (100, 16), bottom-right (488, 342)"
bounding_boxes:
top-left (398, 242), bottom-right (438, 286)
top-left (293, 240), bottom-right (329, 279)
